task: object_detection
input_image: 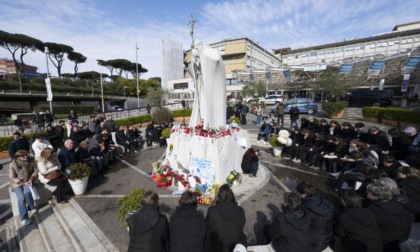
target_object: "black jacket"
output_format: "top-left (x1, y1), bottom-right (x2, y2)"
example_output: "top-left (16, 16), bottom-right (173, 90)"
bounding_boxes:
top-left (268, 207), bottom-right (312, 252)
top-left (205, 201), bottom-right (247, 252)
top-left (302, 195), bottom-right (335, 252)
top-left (333, 208), bottom-right (382, 252)
top-left (368, 199), bottom-right (415, 252)
top-left (127, 206), bottom-right (169, 252)
top-left (8, 138), bottom-right (30, 159)
top-left (241, 155), bottom-right (258, 174)
top-left (169, 205), bottom-right (205, 252)
top-left (398, 177), bottom-right (420, 205)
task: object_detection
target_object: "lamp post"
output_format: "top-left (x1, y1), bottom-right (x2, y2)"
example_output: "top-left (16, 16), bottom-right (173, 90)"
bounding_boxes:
top-left (99, 61), bottom-right (105, 112)
top-left (135, 43), bottom-right (140, 108)
top-left (44, 47), bottom-right (53, 112)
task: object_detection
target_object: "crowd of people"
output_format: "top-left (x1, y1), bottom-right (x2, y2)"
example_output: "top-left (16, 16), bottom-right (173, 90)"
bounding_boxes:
top-left (7, 105), bottom-right (420, 251)
top-left (251, 109), bottom-right (420, 251)
top-left (7, 111), bottom-right (178, 226)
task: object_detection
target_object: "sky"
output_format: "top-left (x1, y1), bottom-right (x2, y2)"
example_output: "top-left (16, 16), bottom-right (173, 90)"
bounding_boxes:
top-left (1, 0), bottom-right (419, 79)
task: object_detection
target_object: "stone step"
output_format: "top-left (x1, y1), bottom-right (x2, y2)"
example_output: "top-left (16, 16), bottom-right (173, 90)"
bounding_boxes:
top-left (14, 215), bottom-right (47, 252)
top-left (34, 204), bottom-right (75, 252)
top-left (51, 198), bottom-right (117, 252)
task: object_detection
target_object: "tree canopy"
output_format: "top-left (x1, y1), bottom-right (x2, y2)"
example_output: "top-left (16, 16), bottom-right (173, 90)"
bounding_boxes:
top-left (0, 30), bottom-right (43, 73)
top-left (67, 51), bottom-right (87, 78)
top-left (44, 42), bottom-right (74, 78)
top-left (242, 80), bottom-right (267, 103)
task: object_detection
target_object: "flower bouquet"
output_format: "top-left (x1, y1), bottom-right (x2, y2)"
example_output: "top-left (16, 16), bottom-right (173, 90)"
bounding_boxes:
top-left (226, 170), bottom-right (240, 187)
top-left (269, 129), bottom-right (293, 158)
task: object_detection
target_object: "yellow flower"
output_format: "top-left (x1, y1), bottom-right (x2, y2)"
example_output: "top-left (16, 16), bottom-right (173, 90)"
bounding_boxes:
top-left (229, 175), bottom-right (234, 180)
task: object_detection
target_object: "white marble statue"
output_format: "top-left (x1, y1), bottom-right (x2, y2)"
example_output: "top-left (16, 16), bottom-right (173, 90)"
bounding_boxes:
top-left (188, 39), bottom-right (226, 128)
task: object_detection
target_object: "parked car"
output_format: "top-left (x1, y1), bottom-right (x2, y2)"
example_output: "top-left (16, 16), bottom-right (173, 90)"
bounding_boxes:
top-left (260, 95), bottom-right (283, 105)
top-left (345, 89), bottom-right (393, 107)
top-left (280, 98), bottom-right (318, 115)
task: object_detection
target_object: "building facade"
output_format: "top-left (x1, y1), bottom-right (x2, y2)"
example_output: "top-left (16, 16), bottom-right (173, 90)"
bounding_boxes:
top-left (161, 39), bottom-right (184, 90)
top-left (167, 37), bottom-right (281, 100)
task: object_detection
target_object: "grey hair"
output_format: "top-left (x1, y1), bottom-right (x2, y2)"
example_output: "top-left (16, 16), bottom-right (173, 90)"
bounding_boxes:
top-left (403, 126), bottom-right (417, 135)
top-left (376, 177), bottom-right (400, 195)
top-left (367, 179), bottom-right (394, 202)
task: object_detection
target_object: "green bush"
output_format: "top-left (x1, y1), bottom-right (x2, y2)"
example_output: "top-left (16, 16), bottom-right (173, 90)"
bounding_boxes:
top-left (268, 135), bottom-right (283, 147)
top-left (173, 109), bottom-right (192, 118)
top-left (228, 117), bottom-right (241, 124)
top-left (362, 107), bottom-right (386, 118)
top-left (33, 106), bottom-right (98, 114)
top-left (118, 188), bottom-right (145, 226)
top-left (322, 101), bottom-right (348, 117)
top-left (162, 128), bottom-right (171, 139)
top-left (381, 108), bottom-right (405, 120)
top-left (115, 114), bottom-right (152, 127)
top-left (65, 163), bottom-right (92, 180)
top-left (152, 107), bottom-right (173, 123)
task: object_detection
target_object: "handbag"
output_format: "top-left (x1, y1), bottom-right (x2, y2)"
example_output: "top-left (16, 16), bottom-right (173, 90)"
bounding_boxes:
top-left (28, 183), bottom-right (40, 200)
top-left (44, 170), bottom-right (63, 180)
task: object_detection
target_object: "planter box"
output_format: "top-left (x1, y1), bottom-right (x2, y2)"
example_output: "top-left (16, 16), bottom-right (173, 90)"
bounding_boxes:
top-left (363, 116), bottom-right (381, 123)
top-left (327, 109), bottom-right (346, 119)
top-left (381, 118), bottom-right (399, 127)
top-left (399, 121), bottom-right (420, 129)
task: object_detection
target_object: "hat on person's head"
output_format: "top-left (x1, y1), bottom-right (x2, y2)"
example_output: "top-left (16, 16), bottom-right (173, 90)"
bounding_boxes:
top-left (403, 126), bottom-right (417, 135)
top-left (72, 119), bottom-right (79, 124)
top-left (369, 126), bottom-right (379, 132)
top-left (46, 123), bottom-right (52, 128)
top-left (35, 134), bottom-right (45, 139)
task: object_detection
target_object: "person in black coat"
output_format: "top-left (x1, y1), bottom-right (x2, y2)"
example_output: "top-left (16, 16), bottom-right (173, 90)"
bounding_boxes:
top-left (170, 191), bottom-right (205, 252)
top-left (332, 191), bottom-right (382, 252)
top-left (127, 190), bottom-right (169, 252)
top-left (241, 148), bottom-right (259, 177)
top-left (297, 182), bottom-right (335, 252)
top-left (8, 131), bottom-right (30, 159)
top-left (205, 184), bottom-right (247, 252)
top-left (45, 124), bottom-right (62, 152)
top-left (264, 192), bottom-right (312, 252)
top-left (289, 105), bottom-right (300, 128)
top-left (397, 166), bottom-right (420, 221)
top-left (366, 179), bottom-right (415, 252)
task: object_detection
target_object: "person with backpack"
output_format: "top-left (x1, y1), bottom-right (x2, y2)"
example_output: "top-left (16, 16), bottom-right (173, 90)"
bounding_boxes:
top-left (276, 101), bottom-right (286, 126)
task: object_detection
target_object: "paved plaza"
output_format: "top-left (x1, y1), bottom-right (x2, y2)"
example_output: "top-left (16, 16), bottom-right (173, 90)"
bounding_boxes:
top-left (0, 107), bottom-right (418, 251)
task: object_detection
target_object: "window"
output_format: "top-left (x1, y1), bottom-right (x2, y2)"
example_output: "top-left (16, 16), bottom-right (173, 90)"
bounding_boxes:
top-left (174, 83), bottom-right (189, 89)
top-left (310, 52), bottom-right (317, 57)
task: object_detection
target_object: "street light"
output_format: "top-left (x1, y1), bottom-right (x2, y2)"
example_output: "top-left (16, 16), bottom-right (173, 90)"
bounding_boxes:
top-left (135, 43), bottom-right (140, 108)
top-left (98, 61), bottom-right (105, 113)
top-left (44, 46), bottom-right (53, 112)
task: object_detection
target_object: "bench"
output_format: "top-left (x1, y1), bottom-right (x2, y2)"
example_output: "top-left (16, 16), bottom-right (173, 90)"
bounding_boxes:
top-left (9, 183), bottom-right (56, 217)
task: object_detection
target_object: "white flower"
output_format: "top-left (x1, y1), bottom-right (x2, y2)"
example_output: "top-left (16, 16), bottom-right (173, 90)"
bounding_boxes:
top-left (278, 130), bottom-right (290, 138)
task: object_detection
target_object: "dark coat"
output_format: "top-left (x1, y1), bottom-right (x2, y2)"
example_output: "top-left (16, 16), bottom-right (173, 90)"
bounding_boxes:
top-left (368, 199), bottom-right (415, 252)
top-left (289, 107), bottom-right (300, 120)
top-left (241, 155), bottom-right (258, 174)
top-left (267, 207), bottom-right (312, 252)
top-left (169, 206), bottom-right (205, 252)
top-left (8, 138), bottom-right (30, 159)
top-left (205, 201), bottom-right (247, 252)
top-left (398, 177), bottom-right (420, 205)
top-left (333, 208), bottom-right (382, 252)
top-left (302, 195), bottom-right (335, 252)
top-left (57, 147), bottom-right (79, 170)
top-left (127, 206), bottom-right (169, 252)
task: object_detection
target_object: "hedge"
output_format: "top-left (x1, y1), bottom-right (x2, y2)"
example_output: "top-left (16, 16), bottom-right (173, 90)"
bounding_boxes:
top-left (33, 106), bottom-right (99, 115)
top-left (362, 107), bottom-right (420, 124)
top-left (114, 114), bottom-right (152, 127)
top-left (173, 109), bottom-right (192, 117)
top-left (361, 107), bottom-right (386, 118)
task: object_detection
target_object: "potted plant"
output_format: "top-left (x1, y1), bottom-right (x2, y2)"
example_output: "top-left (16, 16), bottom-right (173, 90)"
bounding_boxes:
top-left (322, 101), bottom-right (348, 118)
top-left (65, 163), bottom-right (92, 195)
top-left (269, 130), bottom-right (292, 157)
top-left (118, 188), bottom-right (145, 228)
